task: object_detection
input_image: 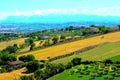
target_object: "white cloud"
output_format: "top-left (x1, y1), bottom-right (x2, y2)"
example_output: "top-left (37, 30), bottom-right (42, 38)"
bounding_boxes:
top-left (0, 6), bottom-right (120, 20)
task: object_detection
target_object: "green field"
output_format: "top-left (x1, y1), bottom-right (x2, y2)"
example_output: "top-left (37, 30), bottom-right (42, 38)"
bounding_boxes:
top-left (48, 63), bottom-right (120, 80)
top-left (110, 55), bottom-right (120, 62)
top-left (52, 42), bottom-right (120, 64)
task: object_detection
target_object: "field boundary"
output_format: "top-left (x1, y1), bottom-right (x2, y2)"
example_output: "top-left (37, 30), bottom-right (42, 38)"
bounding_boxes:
top-left (48, 45), bottom-right (98, 62)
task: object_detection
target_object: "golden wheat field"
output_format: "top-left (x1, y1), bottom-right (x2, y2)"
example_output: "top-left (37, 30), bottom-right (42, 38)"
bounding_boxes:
top-left (18, 31), bottom-right (120, 60)
top-left (0, 68), bottom-right (32, 80)
top-left (0, 38), bottom-right (26, 50)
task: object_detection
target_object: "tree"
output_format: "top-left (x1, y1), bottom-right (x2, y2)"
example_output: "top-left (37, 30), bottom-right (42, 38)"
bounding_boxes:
top-left (34, 69), bottom-right (46, 80)
top-left (52, 37), bottom-right (58, 44)
top-left (66, 62), bottom-right (73, 69)
top-left (26, 60), bottom-right (40, 72)
top-left (30, 43), bottom-right (35, 50)
top-left (90, 25), bottom-right (96, 27)
top-left (57, 63), bottom-right (65, 73)
top-left (117, 25), bottom-right (120, 30)
top-left (6, 46), bottom-right (18, 53)
top-left (104, 59), bottom-right (113, 64)
top-left (19, 54), bottom-right (35, 62)
top-left (19, 75), bottom-right (34, 80)
top-left (0, 51), bottom-right (16, 64)
top-left (13, 44), bottom-right (18, 48)
top-left (71, 57), bottom-right (81, 66)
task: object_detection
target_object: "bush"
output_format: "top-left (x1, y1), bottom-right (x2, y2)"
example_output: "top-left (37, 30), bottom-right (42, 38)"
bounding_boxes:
top-left (26, 60), bottom-right (40, 72)
top-left (0, 68), bottom-right (6, 73)
top-left (19, 54), bottom-right (35, 62)
top-left (20, 75), bottom-right (34, 80)
top-left (71, 57), bottom-right (81, 66)
top-left (66, 62), bottom-right (73, 69)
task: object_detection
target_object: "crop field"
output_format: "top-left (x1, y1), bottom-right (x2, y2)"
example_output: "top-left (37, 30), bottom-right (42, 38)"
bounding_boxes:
top-left (0, 38), bottom-right (26, 50)
top-left (0, 68), bottom-right (32, 80)
top-left (52, 42), bottom-right (120, 64)
top-left (18, 31), bottom-right (120, 60)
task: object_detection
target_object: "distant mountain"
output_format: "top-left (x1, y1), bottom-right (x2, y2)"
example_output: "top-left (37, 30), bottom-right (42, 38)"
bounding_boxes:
top-left (0, 14), bottom-right (120, 24)
top-left (0, 14), bottom-right (120, 33)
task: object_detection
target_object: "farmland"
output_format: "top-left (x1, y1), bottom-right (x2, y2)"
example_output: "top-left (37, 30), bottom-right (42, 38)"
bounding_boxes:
top-left (0, 38), bottom-right (26, 50)
top-left (0, 68), bottom-right (32, 80)
top-left (1, 31), bottom-right (120, 80)
top-left (52, 41), bottom-right (120, 64)
top-left (18, 31), bottom-right (120, 60)
top-left (48, 63), bottom-right (120, 80)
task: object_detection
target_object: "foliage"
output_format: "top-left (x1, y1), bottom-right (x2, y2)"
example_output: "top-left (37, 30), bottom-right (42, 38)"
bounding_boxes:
top-left (71, 57), bottom-right (81, 66)
top-left (26, 60), bottom-right (40, 72)
top-left (19, 54), bottom-right (35, 62)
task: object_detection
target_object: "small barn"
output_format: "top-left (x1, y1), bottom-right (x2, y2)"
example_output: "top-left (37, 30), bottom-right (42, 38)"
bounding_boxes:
top-left (7, 61), bottom-right (24, 66)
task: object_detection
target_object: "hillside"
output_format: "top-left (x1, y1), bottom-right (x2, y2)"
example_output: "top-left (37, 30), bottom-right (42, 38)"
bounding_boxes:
top-left (0, 38), bottom-right (26, 50)
top-left (52, 41), bottom-right (120, 64)
top-left (1, 31), bottom-right (120, 80)
top-left (18, 31), bottom-right (120, 60)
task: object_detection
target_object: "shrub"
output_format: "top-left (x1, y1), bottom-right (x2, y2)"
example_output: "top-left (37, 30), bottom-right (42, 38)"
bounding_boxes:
top-left (19, 75), bottom-right (34, 80)
top-left (19, 54), bottom-right (35, 62)
top-left (66, 62), bottom-right (73, 69)
top-left (71, 57), bottom-right (81, 66)
top-left (26, 60), bottom-right (40, 72)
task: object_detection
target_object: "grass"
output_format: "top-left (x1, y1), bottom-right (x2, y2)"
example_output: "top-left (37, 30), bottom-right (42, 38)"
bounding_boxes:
top-left (18, 31), bottom-right (120, 60)
top-left (110, 55), bottom-right (120, 62)
top-left (52, 42), bottom-right (120, 64)
top-left (0, 38), bottom-right (26, 50)
top-left (48, 63), bottom-right (120, 80)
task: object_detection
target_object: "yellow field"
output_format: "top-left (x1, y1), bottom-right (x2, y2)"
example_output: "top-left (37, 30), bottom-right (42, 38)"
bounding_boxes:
top-left (0, 38), bottom-right (26, 50)
top-left (0, 68), bottom-right (32, 80)
top-left (34, 40), bottom-right (46, 47)
top-left (18, 31), bottom-right (120, 60)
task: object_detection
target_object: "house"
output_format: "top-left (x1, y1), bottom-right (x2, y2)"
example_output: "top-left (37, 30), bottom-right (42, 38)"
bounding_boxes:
top-left (7, 61), bottom-right (24, 66)
top-left (89, 27), bottom-right (99, 33)
top-left (111, 26), bottom-right (119, 31)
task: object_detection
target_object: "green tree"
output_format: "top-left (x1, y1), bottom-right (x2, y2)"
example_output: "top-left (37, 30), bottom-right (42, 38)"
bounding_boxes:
top-left (71, 57), bottom-right (81, 66)
top-left (6, 46), bottom-right (18, 53)
top-left (19, 75), bottom-right (34, 80)
top-left (19, 54), bottom-right (35, 62)
top-left (30, 43), bottom-right (35, 50)
top-left (26, 60), bottom-right (40, 72)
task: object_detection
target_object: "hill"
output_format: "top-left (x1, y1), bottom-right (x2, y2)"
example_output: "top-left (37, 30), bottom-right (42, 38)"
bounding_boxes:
top-left (18, 31), bottom-right (120, 60)
top-left (0, 38), bottom-right (26, 50)
top-left (52, 41), bottom-right (120, 64)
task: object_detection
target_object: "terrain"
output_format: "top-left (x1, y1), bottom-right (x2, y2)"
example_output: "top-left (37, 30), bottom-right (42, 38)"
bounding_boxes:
top-left (18, 31), bottom-right (120, 60)
top-left (0, 38), bottom-right (26, 50)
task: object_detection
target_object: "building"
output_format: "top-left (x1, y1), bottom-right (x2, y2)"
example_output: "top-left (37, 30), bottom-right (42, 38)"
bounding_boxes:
top-left (7, 61), bottom-right (24, 66)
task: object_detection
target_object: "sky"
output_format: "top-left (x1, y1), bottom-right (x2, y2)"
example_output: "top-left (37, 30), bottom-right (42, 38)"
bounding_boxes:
top-left (0, 0), bottom-right (120, 20)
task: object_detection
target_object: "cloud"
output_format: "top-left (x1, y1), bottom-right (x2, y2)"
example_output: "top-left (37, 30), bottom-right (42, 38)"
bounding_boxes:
top-left (0, 6), bottom-right (120, 20)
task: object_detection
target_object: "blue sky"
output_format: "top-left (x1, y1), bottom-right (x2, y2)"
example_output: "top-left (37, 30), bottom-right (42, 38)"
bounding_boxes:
top-left (0, 0), bottom-right (120, 20)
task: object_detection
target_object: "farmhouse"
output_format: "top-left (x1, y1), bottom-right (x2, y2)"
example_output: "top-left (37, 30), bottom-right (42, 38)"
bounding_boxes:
top-left (89, 27), bottom-right (99, 33)
top-left (7, 61), bottom-right (24, 66)
top-left (111, 26), bottom-right (119, 31)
